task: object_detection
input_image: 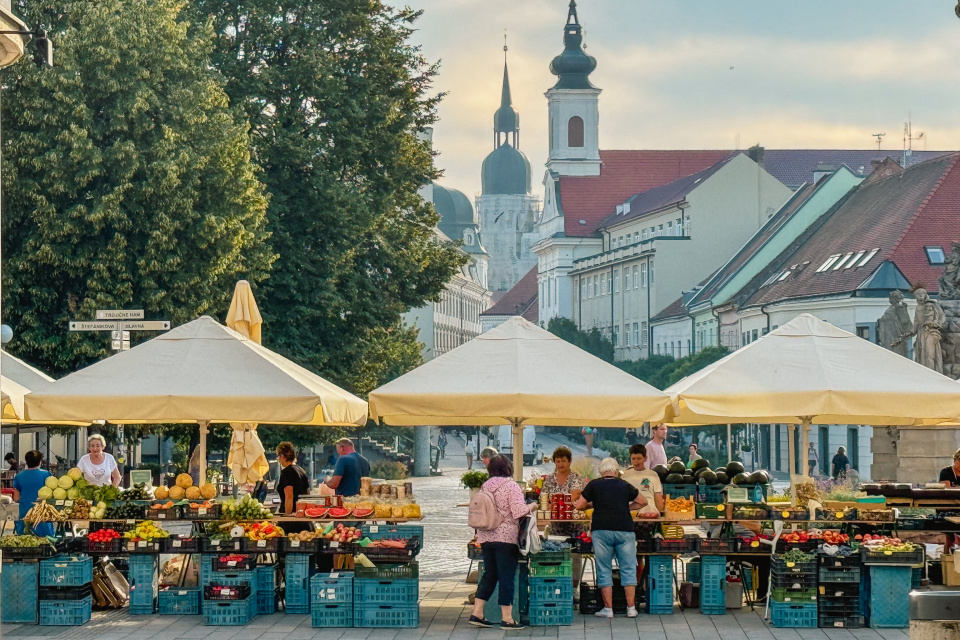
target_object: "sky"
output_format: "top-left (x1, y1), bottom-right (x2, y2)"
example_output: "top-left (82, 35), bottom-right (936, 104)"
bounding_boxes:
top-left (404, 0), bottom-right (960, 201)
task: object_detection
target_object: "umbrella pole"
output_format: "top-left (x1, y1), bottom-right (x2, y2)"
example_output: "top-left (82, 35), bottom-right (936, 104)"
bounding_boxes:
top-left (800, 417), bottom-right (811, 481)
top-left (727, 423), bottom-right (732, 464)
top-left (787, 424), bottom-right (796, 506)
top-left (511, 419), bottom-right (523, 482)
top-left (198, 421), bottom-right (209, 488)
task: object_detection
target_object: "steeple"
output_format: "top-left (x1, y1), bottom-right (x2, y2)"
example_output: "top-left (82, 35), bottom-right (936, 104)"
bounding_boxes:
top-left (549, 0), bottom-right (597, 90)
top-left (493, 36), bottom-right (520, 149)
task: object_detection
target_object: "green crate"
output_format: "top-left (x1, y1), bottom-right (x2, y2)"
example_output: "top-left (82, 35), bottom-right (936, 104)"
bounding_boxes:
top-left (771, 587), bottom-right (817, 603)
top-left (527, 554), bottom-right (572, 578)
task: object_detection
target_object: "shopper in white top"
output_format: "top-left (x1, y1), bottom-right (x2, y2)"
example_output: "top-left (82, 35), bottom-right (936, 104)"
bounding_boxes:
top-left (76, 434), bottom-right (121, 487)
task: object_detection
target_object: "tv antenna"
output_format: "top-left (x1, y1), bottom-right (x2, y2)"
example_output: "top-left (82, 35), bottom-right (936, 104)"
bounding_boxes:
top-left (872, 133), bottom-right (885, 150)
top-left (902, 117), bottom-right (924, 168)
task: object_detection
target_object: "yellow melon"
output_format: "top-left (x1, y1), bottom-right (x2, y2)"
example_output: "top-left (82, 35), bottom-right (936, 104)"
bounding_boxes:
top-left (168, 486), bottom-right (186, 501)
top-left (154, 486), bottom-right (169, 500)
top-left (175, 473), bottom-right (193, 488)
top-left (185, 486), bottom-right (201, 500)
top-left (199, 484), bottom-right (216, 499)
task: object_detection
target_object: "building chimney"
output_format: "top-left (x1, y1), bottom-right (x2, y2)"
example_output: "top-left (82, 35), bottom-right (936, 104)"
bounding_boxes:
top-left (747, 144), bottom-right (765, 168)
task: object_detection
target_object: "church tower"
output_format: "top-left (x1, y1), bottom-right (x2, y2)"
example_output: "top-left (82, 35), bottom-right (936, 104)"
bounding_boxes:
top-left (545, 0), bottom-right (601, 177)
top-left (477, 42), bottom-right (540, 296)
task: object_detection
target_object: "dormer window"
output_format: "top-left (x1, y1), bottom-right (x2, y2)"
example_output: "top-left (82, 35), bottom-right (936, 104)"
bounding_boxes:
top-left (926, 246), bottom-right (946, 265)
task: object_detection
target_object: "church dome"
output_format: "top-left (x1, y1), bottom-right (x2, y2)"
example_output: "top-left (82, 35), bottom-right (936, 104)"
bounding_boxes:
top-left (432, 183), bottom-right (477, 228)
top-left (549, 1), bottom-right (597, 90)
top-left (481, 143), bottom-right (531, 195)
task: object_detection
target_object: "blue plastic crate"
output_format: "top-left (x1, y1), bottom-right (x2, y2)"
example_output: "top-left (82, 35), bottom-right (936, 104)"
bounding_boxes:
top-left (127, 555), bottom-right (157, 586)
top-left (354, 577), bottom-right (418, 604)
top-left (203, 596), bottom-right (255, 626)
top-left (362, 524), bottom-right (424, 539)
top-left (528, 576), bottom-right (573, 604)
top-left (204, 570), bottom-right (255, 590)
top-left (158, 588), bottom-right (200, 615)
top-left (255, 589), bottom-right (278, 615)
top-left (685, 558), bottom-right (701, 583)
top-left (353, 603), bottom-right (419, 628)
top-left (312, 603), bottom-right (353, 628)
top-left (770, 602), bottom-right (818, 628)
top-left (40, 555), bottom-right (93, 587)
top-left (696, 485), bottom-right (724, 503)
top-left (284, 558), bottom-right (316, 612)
top-left (529, 602), bottom-right (573, 626)
top-left (311, 573), bottom-right (353, 605)
top-left (912, 566), bottom-right (922, 589)
top-left (285, 553), bottom-right (314, 566)
top-left (662, 483), bottom-right (696, 499)
top-left (129, 601), bottom-right (157, 615)
top-left (255, 565), bottom-right (277, 593)
top-left (646, 556), bottom-right (674, 614)
top-left (2, 561), bottom-right (39, 623)
top-left (868, 566), bottom-right (910, 628)
top-left (699, 555), bottom-right (725, 615)
top-left (39, 596), bottom-right (92, 626)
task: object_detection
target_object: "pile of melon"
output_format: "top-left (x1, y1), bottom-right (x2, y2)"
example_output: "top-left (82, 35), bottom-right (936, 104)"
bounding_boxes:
top-left (154, 473), bottom-right (216, 502)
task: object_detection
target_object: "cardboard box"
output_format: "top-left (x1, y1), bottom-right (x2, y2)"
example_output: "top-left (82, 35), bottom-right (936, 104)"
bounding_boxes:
top-left (941, 554), bottom-right (960, 586)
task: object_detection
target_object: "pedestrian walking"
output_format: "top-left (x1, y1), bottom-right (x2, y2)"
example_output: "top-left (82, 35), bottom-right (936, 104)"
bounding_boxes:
top-left (438, 431), bottom-right (448, 459)
top-left (581, 427), bottom-right (595, 457)
top-left (465, 436), bottom-right (475, 470)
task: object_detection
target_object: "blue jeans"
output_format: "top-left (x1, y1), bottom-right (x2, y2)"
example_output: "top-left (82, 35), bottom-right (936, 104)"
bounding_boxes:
top-left (477, 542), bottom-right (519, 606)
top-left (592, 529), bottom-right (637, 588)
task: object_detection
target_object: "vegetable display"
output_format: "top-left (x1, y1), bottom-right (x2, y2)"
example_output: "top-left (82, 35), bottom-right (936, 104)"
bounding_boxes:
top-left (104, 502), bottom-right (145, 520)
top-left (0, 534), bottom-right (54, 548)
top-left (123, 521), bottom-right (170, 541)
top-left (221, 495), bottom-right (272, 520)
top-left (24, 501), bottom-right (66, 524)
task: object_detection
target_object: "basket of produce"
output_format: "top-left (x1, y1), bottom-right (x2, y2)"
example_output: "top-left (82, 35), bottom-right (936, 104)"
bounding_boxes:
top-left (815, 508), bottom-right (857, 522)
top-left (22, 500), bottom-right (67, 525)
top-left (212, 553), bottom-right (257, 572)
top-left (318, 522), bottom-right (363, 553)
top-left (362, 536), bottom-right (421, 562)
top-left (284, 531), bottom-right (323, 553)
top-left (123, 520), bottom-right (169, 553)
top-left (696, 537), bottom-right (737, 554)
top-left (63, 498), bottom-right (93, 520)
top-left (859, 535), bottom-right (924, 565)
top-left (664, 496), bottom-right (695, 521)
top-left (183, 501), bottom-right (220, 520)
top-left (240, 521), bottom-right (284, 552)
top-left (204, 584), bottom-right (251, 601)
top-left (695, 503), bottom-right (728, 519)
top-left (84, 528), bottom-right (124, 554)
top-left (162, 536), bottom-right (200, 553)
top-left (103, 501), bottom-right (146, 520)
top-left (858, 509), bottom-right (895, 523)
top-left (772, 550), bottom-right (816, 575)
top-left (731, 505), bottom-right (770, 520)
top-left (146, 501), bottom-right (181, 520)
top-left (653, 537), bottom-right (695, 553)
top-left (738, 535), bottom-right (772, 551)
top-left (0, 534), bottom-right (59, 558)
top-left (221, 495), bottom-right (274, 521)
top-left (771, 507), bottom-right (809, 521)
top-left (775, 530), bottom-right (824, 553)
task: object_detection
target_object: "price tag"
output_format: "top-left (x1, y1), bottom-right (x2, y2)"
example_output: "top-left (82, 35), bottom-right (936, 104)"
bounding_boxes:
top-left (835, 512), bottom-right (844, 519)
top-left (198, 508), bottom-right (207, 516)
top-left (173, 540), bottom-right (182, 548)
top-left (290, 540), bottom-right (301, 548)
top-left (330, 541), bottom-right (339, 548)
top-left (786, 561), bottom-right (795, 568)
top-left (158, 513), bottom-right (166, 519)
top-left (178, 590), bottom-right (188, 596)
top-left (833, 622), bottom-right (843, 628)
top-left (555, 588), bottom-right (561, 595)
top-left (330, 572), bottom-right (339, 579)
top-left (784, 597), bottom-right (791, 602)
top-left (781, 511), bottom-right (790, 518)
top-left (227, 560), bottom-right (237, 567)
top-left (257, 540), bottom-right (266, 548)
top-left (55, 500), bottom-right (64, 506)
top-left (126, 519), bottom-right (135, 525)
top-left (138, 540), bottom-right (147, 548)
top-left (750, 541), bottom-right (759, 548)
top-left (64, 500), bottom-right (74, 507)
top-left (211, 539), bottom-right (221, 546)
top-left (883, 550), bottom-right (892, 555)
top-left (224, 588), bottom-right (234, 596)
top-left (369, 526), bottom-right (379, 534)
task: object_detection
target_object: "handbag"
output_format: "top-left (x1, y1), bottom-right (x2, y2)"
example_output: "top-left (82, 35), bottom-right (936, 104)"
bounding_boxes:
top-left (517, 515), bottom-right (541, 556)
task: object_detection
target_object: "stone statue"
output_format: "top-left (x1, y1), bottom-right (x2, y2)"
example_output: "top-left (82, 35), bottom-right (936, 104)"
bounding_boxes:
top-left (878, 290), bottom-right (913, 357)
top-left (895, 288), bottom-right (946, 373)
top-left (938, 242), bottom-right (960, 301)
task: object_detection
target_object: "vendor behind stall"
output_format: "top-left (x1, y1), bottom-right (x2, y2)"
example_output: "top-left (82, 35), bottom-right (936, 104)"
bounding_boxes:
top-left (77, 434), bottom-right (121, 487)
top-left (541, 446), bottom-right (587, 536)
top-left (621, 444), bottom-right (664, 515)
top-left (13, 450), bottom-right (55, 537)
top-left (939, 449), bottom-right (960, 486)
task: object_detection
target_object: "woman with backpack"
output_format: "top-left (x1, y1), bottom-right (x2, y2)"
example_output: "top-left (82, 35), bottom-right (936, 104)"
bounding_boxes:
top-left (468, 454), bottom-right (536, 630)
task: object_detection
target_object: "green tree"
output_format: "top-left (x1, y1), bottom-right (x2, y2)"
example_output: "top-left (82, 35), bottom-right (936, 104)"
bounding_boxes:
top-left (191, 0), bottom-right (465, 395)
top-left (3, 0), bottom-right (273, 375)
top-left (546, 317), bottom-right (614, 362)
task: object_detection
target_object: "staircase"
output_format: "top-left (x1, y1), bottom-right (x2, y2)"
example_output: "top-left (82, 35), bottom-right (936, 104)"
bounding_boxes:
top-left (358, 436), bottom-right (412, 466)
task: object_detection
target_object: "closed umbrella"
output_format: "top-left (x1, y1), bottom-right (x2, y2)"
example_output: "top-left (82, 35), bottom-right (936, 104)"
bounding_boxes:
top-left (225, 281), bottom-right (269, 485)
top-left (370, 316), bottom-right (672, 479)
top-left (665, 314), bottom-right (960, 484)
top-left (24, 316), bottom-right (368, 481)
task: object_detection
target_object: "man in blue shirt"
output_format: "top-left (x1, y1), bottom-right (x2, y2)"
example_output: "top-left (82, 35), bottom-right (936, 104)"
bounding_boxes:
top-left (325, 438), bottom-right (369, 497)
top-left (13, 450), bottom-right (55, 537)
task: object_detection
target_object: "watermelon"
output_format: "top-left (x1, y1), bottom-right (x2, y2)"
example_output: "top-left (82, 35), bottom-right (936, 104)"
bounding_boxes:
top-left (327, 507), bottom-right (351, 519)
top-left (304, 507), bottom-right (328, 518)
top-left (353, 508), bottom-right (374, 518)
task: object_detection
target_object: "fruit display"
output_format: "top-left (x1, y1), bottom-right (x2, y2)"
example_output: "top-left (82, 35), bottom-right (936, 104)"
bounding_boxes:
top-left (327, 507), bottom-right (351, 519)
top-left (151, 501), bottom-right (177, 511)
top-left (246, 521), bottom-right (284, 540)
top-left (88, 528), bottom-right (122, 544)
top-left (303, 507), bottom-right (328, 518)
top-left (323, 523), bottom-right (362, 544)
top-left (157, 476), bottom-right (216, 503)
top-left (858, 534), bottom-right (918, 553)
top-left (221, 495), bottom-right (272, 520)
top-left (24, 501), bottom-right (66, 523)
top-left (367, 537), bottom-right (410, 549)
top-left (288, 529), bottom-right (323, 542)
top-left (103, 502), bottom-right (145, 520)
top-left (665, 496), bottom-right (694, 512)
top-left (353, 508), bottom-right (374, 518)
top-left (123, 521), bottom-right (170, 541)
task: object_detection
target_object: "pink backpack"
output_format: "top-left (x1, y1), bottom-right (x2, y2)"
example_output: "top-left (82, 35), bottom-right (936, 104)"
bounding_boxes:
top-left (468, 484), bottom-right (503, 531)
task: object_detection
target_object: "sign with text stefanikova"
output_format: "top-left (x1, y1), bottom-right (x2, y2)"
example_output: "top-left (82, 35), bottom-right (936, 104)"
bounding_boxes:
top-left (69, 320), bottom-right (118, 331)
top-left (97, 310), bottom-right (144, 320)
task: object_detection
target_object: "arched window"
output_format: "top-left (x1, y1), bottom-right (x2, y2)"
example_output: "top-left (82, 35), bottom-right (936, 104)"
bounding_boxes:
top-left (567, 116), bottom-right (584, 147)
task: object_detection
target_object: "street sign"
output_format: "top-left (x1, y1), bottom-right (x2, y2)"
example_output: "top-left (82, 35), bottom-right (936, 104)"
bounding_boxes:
top-left (96, 309), bottom-right (144, 320)
top-left (122, 320), bottom-right (170, 331)
top-left (69, 320), bottom-right (119, 331)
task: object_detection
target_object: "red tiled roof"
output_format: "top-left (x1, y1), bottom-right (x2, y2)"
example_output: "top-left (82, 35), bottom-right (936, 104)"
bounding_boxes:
top-left (741, 153), bottom-right (959, 308)
top-left (481, 265), bottom-right (539, 319)
top-left (560, 150), bottom-right (732, 236)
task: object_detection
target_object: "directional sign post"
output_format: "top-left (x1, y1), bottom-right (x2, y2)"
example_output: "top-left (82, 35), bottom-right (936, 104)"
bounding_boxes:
top-left (69, 310), bottom-right (170, 351)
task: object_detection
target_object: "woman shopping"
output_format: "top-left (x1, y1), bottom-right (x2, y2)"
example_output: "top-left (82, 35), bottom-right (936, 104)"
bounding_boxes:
top-left (574, 457), bottom-right (646, 618)
top-left (77, 434), bottom-right (121, 487)
top-left (469, 455), bottom-right (536, 630)
top-left (13, 450), bottom-right (55, 537)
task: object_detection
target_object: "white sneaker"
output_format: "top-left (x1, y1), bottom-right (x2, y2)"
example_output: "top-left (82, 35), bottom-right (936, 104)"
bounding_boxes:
top-left (594, 607), bottom-right (614, 618)
top-left (626, 606), bottom-right (638, 618)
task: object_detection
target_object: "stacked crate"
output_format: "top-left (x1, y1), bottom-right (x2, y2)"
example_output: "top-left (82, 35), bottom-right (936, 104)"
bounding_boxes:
top-left (769, 555), bottom-right (817, 628)
top-left (39, 555), bottom-right (93, 626)
top-left (201, 553), bottom-right (256, 626)
top-left (818, 555), bottom-right (861, 629)
top-left (353, 562), bottom-right (419, 628)
top-left (254, 565), bottom-right (279, 615)
top-left (283, 554), bottom-right (316, 614)
top-left (645, 555), bottom-right (674, 615)
top-left (527, 550), bottom-right (573, 626)
top-left (127, 555), bottom-right (159, 614)
top-left (310, 572), bottom-right (354, 628)
top-left (2, 560), bottom-right (39, 623)
top-left (478, 560), bottom-right (526, 621)
top-left (698, 555), bottom-right (726, 615)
